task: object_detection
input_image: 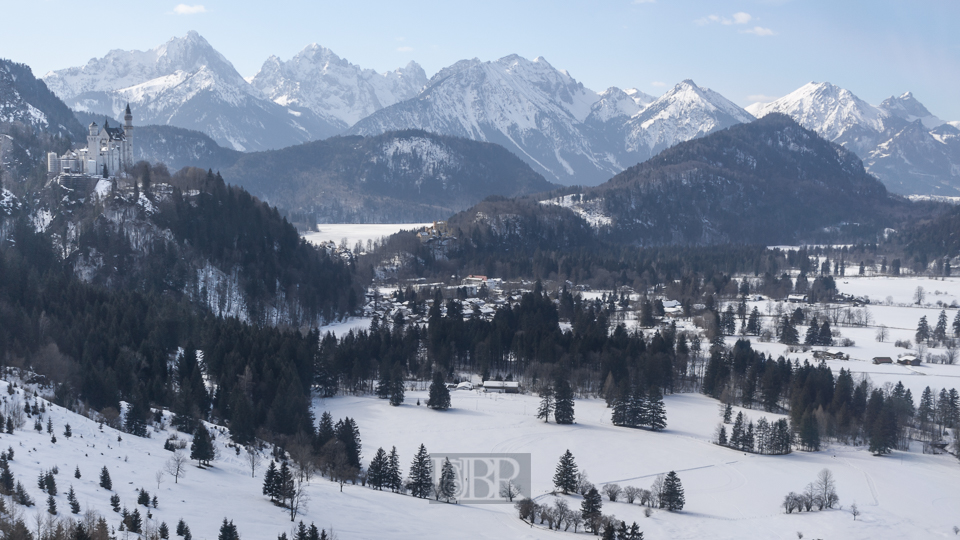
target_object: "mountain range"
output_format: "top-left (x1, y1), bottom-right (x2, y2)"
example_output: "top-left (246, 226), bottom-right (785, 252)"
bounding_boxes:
top-left (29, 31), bottom-right (960, 198)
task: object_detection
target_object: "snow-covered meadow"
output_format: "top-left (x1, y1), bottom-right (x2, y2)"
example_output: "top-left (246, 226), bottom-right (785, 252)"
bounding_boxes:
top-left (6, 372), bottom-right (959, 540)
top-left (302, 224), bottom-right (432, 250)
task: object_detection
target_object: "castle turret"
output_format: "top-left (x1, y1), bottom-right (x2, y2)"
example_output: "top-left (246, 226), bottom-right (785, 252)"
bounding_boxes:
top-left (122, 104), bottom-right (134, 169)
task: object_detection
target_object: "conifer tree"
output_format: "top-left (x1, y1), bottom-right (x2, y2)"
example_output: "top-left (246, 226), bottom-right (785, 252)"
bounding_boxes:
top-left (722, 403), bottom-right (733, 424)
top-left (407, 444), bottom-right (433, 498)
top-left (190, 425), bottom-right (215, 467)
top-left (316, 412), bottom-right (335, 449)
top-left (368, 447), bottom-right (388, 490)
top-left (436, 458), bottom-right (457, 502)
top-left (553, 450), bottom-right (579, 494)
top-left (99, 466), bottom-right (112, 490)
top-left (661, 471), bottom-right (685, 511)
top-left (818, 320), bottom-right (833, 346)
top-left (916, 315), bottom-right (931, 344)
top-left (427, 372), bottom-right (451, 410)
top-left (159, 522), bottom-right (170, 539)
top-left (74, 466), bottom-right (81, 479)
top-left (218, 519), bottom-right (239, 540)
top-left (581, 487), bottom-right (603, 532)
top-left (804, 318), bottom-right (819, 346)
top-left (717, 425), bottom-right (727, 446)
top-left (730, 412), bottom-right (744, 449)
top-left (646, 386), bottom-right (667, 431)
top-left (375, 368), bottom-right (391, 399)
top-left (779, 316), bottom-right (799, 345)
top-left (68, 486), bottom-right (80, 514)
top-left (389, 370), bottom-right (405, 406)
top-left (46, 493), bottom-right (57, 515)
top-left (263, 461), bottom-right (278, 501)
top-left (934, 310), bottom-right (948, 343)
top-left (554, 378), bottom-right (575, 425)
top-left (387, 446), bottom-right (402, 493)
top-left (536, 386), bottom-right (554, 422)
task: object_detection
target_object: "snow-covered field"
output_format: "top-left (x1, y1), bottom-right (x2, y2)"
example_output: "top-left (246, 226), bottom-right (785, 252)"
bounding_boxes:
top-left (302, 223), bottom-right (432, 249)
top-left (8, 373), bottom-right (959, 540)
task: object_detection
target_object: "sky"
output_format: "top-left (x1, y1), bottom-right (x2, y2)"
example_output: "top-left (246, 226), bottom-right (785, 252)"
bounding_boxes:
top-left (3, 0), bottom-right (959, 120)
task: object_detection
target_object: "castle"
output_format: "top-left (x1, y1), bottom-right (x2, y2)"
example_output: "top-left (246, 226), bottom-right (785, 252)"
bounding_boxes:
top-left (47, 104), bottom-right (134, 179)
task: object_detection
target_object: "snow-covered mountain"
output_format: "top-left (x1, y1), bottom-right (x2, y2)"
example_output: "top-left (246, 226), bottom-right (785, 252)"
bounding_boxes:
top-left (624, 80), bottom-right (756, 157)
top-left (249, 44), bottom-right (428, 129)
top-left (748, 82), bottom-right (960, 195)
top-left (348, 54), bottom-right (619, 184)
top-left (42, 31), bottom-right (341, 152)
top-left (348, 56), bottom-right (753, 186)
top-left (1, 59), bottom-right (83, 139)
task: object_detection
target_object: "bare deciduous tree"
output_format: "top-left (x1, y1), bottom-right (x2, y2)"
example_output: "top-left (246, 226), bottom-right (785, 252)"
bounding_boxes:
top-left (289, 479), bottom-right (309, 522)
top-left (499, 480), bottom-right (521, 502)
top-left (602, 483), bottom-right (622, 502)
top-left (623, 485), bottom-right (641, 504)
top-left (165, 451), bottom-right (187, 484)
top-left (650, 474), bottom-right (666, 508)
top-left (850, 502), bottom-right (860, 520)
top-left (875, 325), bottom-right (888, 342)
top-left (155, 469), bottom-right (164, 490)
top-left (246, 448), bottom-right (263, 479)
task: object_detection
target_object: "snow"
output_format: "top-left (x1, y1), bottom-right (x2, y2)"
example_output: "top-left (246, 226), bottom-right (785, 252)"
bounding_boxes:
top-left (748, 82), bottom-right (887, 141)
top-left (540, 194), bottom-right (611, 228)
top-left (93, 179), bottom-right (113, 202)
top-left (302, 223), bottom-right (432, 249)
top-left (31, 209), bottom-right (54, 233)
top-left (317, 316), bottom-right (374, 337)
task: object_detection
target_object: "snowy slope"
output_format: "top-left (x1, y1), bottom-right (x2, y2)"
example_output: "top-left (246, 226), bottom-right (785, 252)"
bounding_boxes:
top-left (42, 32), bottom-right (341, 151)
top-left (250, 44), bottom-right (427, 129)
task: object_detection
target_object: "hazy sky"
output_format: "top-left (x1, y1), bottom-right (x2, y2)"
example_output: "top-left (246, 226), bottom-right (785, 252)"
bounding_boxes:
top-left (5, 0), bottom-right (959, 119)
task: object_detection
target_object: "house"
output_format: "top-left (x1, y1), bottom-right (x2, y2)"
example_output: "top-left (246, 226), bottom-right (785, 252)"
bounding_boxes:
top-left (813, 350), bottom-right (848, 361)
top-left (48, 105), bottom-right (134, 180)
top-left (897, 355), bottom-right (920, 366)
top-left (787, 294), bottom-right (808, 304)
top-left (872, 357), bottom-right (893, 365)
top-left (481, 381), bottom-right (520, 394)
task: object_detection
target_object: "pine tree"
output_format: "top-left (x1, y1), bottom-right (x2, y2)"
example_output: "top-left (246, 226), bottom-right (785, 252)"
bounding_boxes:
top-left (316, 412), bottom-right (335, 449)
top-left (46, 493), bottom-right (57, 514)
top-left (68, 486), bottom-right (80, 514)
top-left (427, 372), bottom-right (451, 410)
top-left (717, 425), bottom-right (727, 446)
top-left (661, 471), bottom-right (685, 511)
top-left (376, 368), bottom-right (391, 399)
top-left (629, 384), bottom-right (647, 428)
top-left (177, 519), bottom-right (187, 536)
top-left (611, 385), bottom-right (629, 426)
top-left (407, 444), bottom-right (433, 499)
top-left (799, 411), bottom-right (821, 451)
top-left (553, 450), bottom-right (579, 494)
top-left (580, 487), bottom-right (603, 531)
top-left (934, 310), bottom-right (948, 343)
top-left (277, 461), bottom-right (294, 506)
top-left (99, 466), bottom-right (112, 490)
top-left (779, 316), bottom-right (799, 345)
top-left (436, 458), bottom-right (457, 502)
top-left (804, 318), bottom-right (820, 346)
top-left (536, 386), bottom-right (554, 422)
top-left (368, 447), bottom-right (388, 490)
top-left (731, 412), bottom-right (744, 449)
top-left (869, 407), bottom-right (897, 455)
top-left (747, 307), bottom-right (761, 335)
top-left (389, 371), bottom-right (405, 406)
top-left (554, 378), bottom-right (575, 424)
top-left (387, 446), bottom-right (402, 493)
top-left (190, 425), bottom-right (215, 467)
top-left (263, 461), bottom-right (278, 501)
top-left (916, 315), bottom-right (931, 344)
top-left (646, 386), bottom-right (667, 431)
top-left (159, 522), bottom-right (170, 539)
top-left (953, 311), bottom-right (960, 337)
top-left (918, 386), bottom-right (935, 427)
top-left (818, 320), bottom-right (833, 346)
top-left (74, 466), bottom-right (81, 479)
top-left (217, 519), bottom-right (239, 540)
top-left (722, 403), bottom-right (733, 424)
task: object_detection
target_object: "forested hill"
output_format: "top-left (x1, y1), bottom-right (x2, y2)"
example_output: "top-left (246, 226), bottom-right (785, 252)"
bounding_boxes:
top-left (33, 165), bottom-right (360, 327)
top-left (592, 113), bottom-right (899, 245)
top-left (442, 114), bottom-right (926, 252)
top-left (1, 59), bottom-right (85, 183)
top-left (219, 130), bottom-right (557, 223)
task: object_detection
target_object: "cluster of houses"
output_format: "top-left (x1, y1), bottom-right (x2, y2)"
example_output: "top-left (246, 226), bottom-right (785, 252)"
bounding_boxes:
top-left (872, 355), bottom-right (921, 366)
